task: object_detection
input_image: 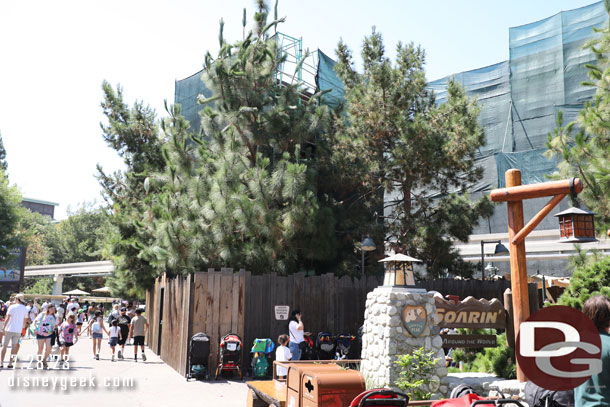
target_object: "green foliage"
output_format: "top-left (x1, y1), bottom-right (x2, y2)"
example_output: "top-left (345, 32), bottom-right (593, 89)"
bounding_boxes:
top-left (0, 169), bottom-right (25, 263)
top-left (451, 333), bottom-right (516, 379)
top-left (558, 256), bottom-right (610, 309)
top-left (546, 6), bottom-right (610, 234)
top-left (393, 348), bottom-right (440, 401)
top-left (0, 131), bottom-right (7, 172)
top-left (146, 4), bottom-right (342, 276)
top-left (332, 29), bottom-right (493, 278)
top-left (97, 81), bottom-right (166, 299)
top-left (23, 278), bottom-right (53, 295)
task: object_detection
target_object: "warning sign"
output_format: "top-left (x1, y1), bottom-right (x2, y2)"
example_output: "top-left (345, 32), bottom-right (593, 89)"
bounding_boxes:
top-left (275, 305), bottom-right (290, 320)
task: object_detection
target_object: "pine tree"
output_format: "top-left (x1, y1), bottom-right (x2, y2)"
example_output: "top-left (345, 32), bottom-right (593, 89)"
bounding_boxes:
top-left (97, 82), bottom-right (166, 298)
top-left (0, 169), bottom-right (24, 263)
top-left (332, 29), bottom-right (493, 278)
top-left (0, 131), bottom-right (7, 172)
top-left (147, 1), bottom-right (336, 275)
top-left (546, 3), bottom-right (610, 234)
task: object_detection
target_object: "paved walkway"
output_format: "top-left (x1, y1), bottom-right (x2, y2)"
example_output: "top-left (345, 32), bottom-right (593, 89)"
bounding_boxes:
top-left (0, 334), bottom-right (247, 407)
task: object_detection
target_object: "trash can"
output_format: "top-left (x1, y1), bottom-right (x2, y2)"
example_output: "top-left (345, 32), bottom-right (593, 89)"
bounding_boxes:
top-left (286, 363), bottom-right (343, 407)
top-left (300, 369), bottom-right (365, 407)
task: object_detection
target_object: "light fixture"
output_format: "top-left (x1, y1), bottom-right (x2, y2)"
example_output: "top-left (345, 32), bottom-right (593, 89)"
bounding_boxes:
top-left (379, 253), bottom-right (421, 287)
top-left (359, 236), bottom-right (376, 276)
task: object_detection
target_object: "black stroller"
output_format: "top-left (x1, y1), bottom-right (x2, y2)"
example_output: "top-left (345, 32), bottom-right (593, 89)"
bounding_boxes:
top-left (186, 332), bottom-right (210, 381)
top-left (335, 333), bottom-right (355, 360)
top-left (316, 332), bottom-right (335, 359)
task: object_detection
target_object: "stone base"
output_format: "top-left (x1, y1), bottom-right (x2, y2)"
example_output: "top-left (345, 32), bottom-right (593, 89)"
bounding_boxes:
top-left (360, 286), bottom-right (449, 398)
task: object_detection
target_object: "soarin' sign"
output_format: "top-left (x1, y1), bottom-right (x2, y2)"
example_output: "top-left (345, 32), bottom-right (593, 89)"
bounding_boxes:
top-left (435, 296), bottom-right (506, 329)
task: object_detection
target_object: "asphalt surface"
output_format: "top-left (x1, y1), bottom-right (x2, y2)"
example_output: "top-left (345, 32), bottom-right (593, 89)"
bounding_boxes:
top-left (0, 333), bottom-right (248, 407)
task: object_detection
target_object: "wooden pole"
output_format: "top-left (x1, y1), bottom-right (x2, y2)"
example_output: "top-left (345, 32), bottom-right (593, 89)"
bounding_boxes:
top-left (511, 194), bottom-right (566, 245)
top-left (490, 178), bottom-right (582, 202)
top-left (506, 169), bottom-right (530, 382)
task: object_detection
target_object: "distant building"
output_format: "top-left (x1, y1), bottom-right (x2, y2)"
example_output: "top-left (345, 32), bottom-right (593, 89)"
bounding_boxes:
top-left (21, 197), bottom-right (59, 220)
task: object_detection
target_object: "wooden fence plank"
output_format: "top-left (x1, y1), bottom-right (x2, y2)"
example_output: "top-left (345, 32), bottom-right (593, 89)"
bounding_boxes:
top-left (231, 272), bottom-right (240, 334)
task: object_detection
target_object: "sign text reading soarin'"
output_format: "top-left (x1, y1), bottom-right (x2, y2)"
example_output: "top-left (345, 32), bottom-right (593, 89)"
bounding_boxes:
top-left (437, 309), bottom-right (501, 325)
top-left (434, 297), bottom-right (507, 329)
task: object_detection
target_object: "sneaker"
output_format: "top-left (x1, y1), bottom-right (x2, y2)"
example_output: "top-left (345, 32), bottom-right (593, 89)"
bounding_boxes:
top-left (6, 364), bottom-right (13, 369)
top-left (111, 355), bottom-right (115, 362)
top-left (134, 356), bottom-right (137, 362)
top-left (141, 353), bottom-right (146, 362)
top-left (42, 361), bottom-right (48, 369)
top-left (95, 354), bottom-right (99, 360)
top-left (118, 350), bottom-right (122, 359)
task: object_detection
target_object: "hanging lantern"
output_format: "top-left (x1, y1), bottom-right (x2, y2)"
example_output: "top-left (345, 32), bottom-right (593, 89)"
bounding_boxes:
top-left (379, 254), bottom-right (421, 287)
top-left (554, 207), bottom-right (597, 243)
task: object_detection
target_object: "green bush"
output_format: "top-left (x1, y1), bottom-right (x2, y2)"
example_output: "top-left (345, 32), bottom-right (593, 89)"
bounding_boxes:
top-left (449, 333), bottom-right (516, 379)
top-left (558, 256), bottom-right (610, 310)
top-left (393, 348), bottom-right (440, 401)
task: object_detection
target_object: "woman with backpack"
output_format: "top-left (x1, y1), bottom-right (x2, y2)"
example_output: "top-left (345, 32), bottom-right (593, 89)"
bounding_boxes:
top-left (86, 310), bottom-right (108, 360)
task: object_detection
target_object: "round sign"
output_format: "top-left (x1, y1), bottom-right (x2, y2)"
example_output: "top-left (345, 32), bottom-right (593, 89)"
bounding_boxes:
top-left (516, 305), bottom-right (602, 391)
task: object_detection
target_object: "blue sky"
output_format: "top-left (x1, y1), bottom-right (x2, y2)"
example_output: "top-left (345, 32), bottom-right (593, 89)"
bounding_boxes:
top-left (0, 0), bottom-right (599, 219)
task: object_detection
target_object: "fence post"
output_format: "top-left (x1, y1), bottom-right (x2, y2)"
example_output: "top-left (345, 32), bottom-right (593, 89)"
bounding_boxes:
top-left (504, 288), bottom-right (515, 349)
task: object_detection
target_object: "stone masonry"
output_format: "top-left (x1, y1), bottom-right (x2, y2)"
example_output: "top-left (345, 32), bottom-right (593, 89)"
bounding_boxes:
top-left (360, 286), bottom-right (450, 399)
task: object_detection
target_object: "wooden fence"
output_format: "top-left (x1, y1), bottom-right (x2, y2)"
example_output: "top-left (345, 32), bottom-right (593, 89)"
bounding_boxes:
top-left (146, 270), bottom-right (380, 377)
top-left (146, 274), bottom-right (540, 377)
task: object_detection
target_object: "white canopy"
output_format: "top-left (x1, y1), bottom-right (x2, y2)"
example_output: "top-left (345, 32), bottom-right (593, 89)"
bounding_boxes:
top-left (379, 253), bottom-right (422, 263)
top-left (92, 286), bottom-right (111, 293)
top-left (62, 289), bottom-right (90, 296)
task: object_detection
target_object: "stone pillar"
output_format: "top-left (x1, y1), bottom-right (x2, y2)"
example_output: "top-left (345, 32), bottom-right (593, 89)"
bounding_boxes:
top-left (52, 274), bottom-right (64, 296)
top-left (360, 286), bottom-right (449, 398)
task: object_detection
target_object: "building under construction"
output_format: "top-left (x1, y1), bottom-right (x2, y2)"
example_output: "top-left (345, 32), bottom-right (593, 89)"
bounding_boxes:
top-left (175, 2), bottom-right (610, 278)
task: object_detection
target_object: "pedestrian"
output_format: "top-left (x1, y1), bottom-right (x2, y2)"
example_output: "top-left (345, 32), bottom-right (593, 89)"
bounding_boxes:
top-left (59, 313), bottom-right (78, 366)
top-left (288, 309), bottom-right (306, 361)
top-left (129, 308), bottom-right (148, 362)
top-left (56, 302), bottom-right (65, 324)
top-left (33, 303), bottom-right (58, 369)
top-left (82, 300), bottom-right (89, 321)
top-left (86, 303), bottom-right (96, 334)
top-left (86, 310), bottom-right (108, 360)
top-left (76, 310), bottom-right (85, 335)
top-left (0, 294), bottom-right (29, 368)
top-left (108, 320), bottom-right (121, 362)
top-left (575, 295), bottom-right (610, 406)
top-left (66, 297), bottom-right (79, 314)
top-left (116, 307), bottom-right (131, 360)
top-left (275, 334), bottom-right (292, 379)
top-left (0, 300), bottom-right (7, 345)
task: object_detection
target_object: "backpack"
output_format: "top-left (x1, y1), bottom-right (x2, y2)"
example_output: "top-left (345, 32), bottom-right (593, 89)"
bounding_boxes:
top-left (524, 381), bottom-right (574, 407)
top-left (252, 354), bottom-right (269, 378)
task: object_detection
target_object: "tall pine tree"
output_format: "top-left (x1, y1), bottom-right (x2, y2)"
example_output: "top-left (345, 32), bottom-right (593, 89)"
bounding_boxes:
top-left (147, 1), bottom-right (337, 275)
top-left (333, 29), bottom-right (493, 278)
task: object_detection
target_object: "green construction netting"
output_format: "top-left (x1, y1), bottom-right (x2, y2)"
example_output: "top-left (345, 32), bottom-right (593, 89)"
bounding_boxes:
top-left (174, 69), bottom-right (212, 137)
top-left (316, 50), bottom-right (344, 109)
top-left (495, 149), bottom-right (558, 188)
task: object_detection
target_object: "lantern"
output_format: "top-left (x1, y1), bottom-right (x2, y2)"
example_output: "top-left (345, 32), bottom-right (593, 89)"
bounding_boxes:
top-left (379, 254), bottom-right (421, 287)
top-left (554, 207), bottom-right (597, 243)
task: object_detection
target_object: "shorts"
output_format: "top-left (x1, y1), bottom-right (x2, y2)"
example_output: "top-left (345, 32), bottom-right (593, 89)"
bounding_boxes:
top-left (62, 342), bottom-right (74, 348)
top-left (0, 321), bottom-right (4, 330)
top-left (76, 322), bottom-right (83, 326)
top-left (118, 333), bottom-right (128, 346)
top-left (3, 331), bottom-right (21, 347)
top-left (36, 334), bottom-right (52, 341)
top-left (109, 337), bottom-right (118, 347)
top-left (92, 332), bottom-right (103, 339)
top-left (133, 336), bottom-right (145, 346)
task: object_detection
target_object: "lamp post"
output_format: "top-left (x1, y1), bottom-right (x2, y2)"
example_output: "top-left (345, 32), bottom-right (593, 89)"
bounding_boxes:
top-left (379, 253), bottom-right (421, 287)
top-left (360, 236), bottom-right (376, 277)
top-left (480, 240), bottom-right (509, 280)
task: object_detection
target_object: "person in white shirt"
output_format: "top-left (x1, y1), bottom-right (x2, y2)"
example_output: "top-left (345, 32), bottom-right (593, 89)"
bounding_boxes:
top-left (66, 298), bottom-right (79, 314)
top-left (275, 334), bottom-right (292, 379)
top-left (288, 309), bottom-right (307, 361)
top-left (1, 294), bottom-right (29, 368)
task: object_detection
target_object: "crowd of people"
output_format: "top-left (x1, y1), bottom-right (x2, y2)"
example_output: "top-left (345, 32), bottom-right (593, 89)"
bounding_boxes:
top-left (0, 294), bottom-right (148, 368)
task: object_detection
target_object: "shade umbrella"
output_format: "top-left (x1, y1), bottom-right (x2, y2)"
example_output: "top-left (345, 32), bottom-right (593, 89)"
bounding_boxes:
top-left (92, 287), bottom-right (111, 294)
top-left (62, 289), bottom-right (90, 296)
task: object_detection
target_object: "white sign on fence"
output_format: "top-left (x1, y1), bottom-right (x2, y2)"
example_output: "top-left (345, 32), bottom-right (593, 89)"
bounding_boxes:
top-left (274, 305), bottom-right (290, 320)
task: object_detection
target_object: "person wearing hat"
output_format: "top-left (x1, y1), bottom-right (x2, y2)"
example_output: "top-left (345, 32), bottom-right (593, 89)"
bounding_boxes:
top-left (1, 294), bottom-right (29, 368)
top-left (116, 307), bottom-right (131, 360)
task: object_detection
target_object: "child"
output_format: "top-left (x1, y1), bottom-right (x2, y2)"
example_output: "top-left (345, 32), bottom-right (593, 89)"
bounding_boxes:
top-left (129, 308), bottom-right (149, 362)
top-left (59, 314), bottom-right (78, 366)
top-left (275, 334), bottom-right (292, 379)
top-left (108, 320), bottom-right (121, 361)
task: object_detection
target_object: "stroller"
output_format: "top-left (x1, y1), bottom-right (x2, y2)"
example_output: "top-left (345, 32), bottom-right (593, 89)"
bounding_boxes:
top-left (316, 332), bottom-right (335, 360)
top-left (300, 333), bottom-right (316, 360)
top-left (335, 333), bottom-right (355, 360)
top-left (431, 385), bottom-right (526, 407)
top-left (186, 332), bottom-right (210, 381)
top-left (215, 333), bottom-right (243, 380)
top-left (349, 389), bottom-right (409, 407)
top-left (250, 338), bottom-right (275, 379)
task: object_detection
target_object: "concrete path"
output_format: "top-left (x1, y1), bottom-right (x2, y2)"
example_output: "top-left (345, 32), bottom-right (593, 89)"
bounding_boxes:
top-left (0, 334), bottom-right (248, 407)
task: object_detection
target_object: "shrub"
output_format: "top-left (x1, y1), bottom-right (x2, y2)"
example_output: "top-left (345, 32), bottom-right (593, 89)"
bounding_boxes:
top-left (449, 333), bottom-right (516, 379)
top-left (558, 256), bottom-right (610, 310)
top-left (393, 348), bottom-right (440, 401)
